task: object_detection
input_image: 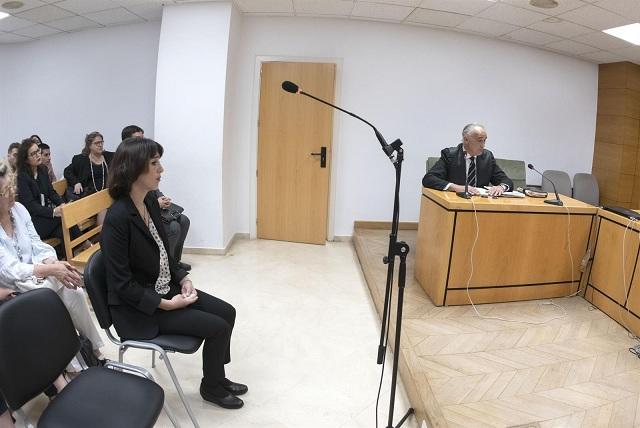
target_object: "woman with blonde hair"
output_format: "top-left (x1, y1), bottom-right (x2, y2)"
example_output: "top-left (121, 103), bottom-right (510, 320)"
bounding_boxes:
top-left (0, 158), bottom-right (105, 374)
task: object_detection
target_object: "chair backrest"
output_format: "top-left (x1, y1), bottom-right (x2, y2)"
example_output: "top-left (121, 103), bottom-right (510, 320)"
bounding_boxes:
top-left (60, 188), bottom-right (113, 267)
top-left (541, 170), bottom-right (572, 197)
top-left (495, 158), bottom-right (526, 190)
top-left (426, 157), bottom-right (439, 172)
top-left (84, 249), bottom-right (113, 329)
top-left (425, 156), bottom-right (526, 189)
top-left (573, 173), bottom-right (600, 206)
top-left (0, 289), bottom-right (79, 410)
top-left (52, 178), bottom-right (67, 197)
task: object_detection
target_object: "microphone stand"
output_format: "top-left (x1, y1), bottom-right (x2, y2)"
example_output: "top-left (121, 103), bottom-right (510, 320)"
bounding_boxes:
top-left (528, 165), bottom-right (563, 206)
top-left (456, 175), bottom-right (471, 199)
top-left (283, 82), bottom-right (414, 427)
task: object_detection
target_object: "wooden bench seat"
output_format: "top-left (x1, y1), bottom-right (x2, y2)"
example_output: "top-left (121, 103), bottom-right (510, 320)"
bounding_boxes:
top-left (52, 178), bottom-right (67, 197)
top-left (60, 189), bottom-right (113, 269)
top-left (43, 179), bottom-right (68, 250)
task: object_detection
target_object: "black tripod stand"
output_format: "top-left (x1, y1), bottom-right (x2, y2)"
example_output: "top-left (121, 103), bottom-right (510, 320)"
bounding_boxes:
top-left (376, 141), bottom-right (415, 428)
top-left (281, 80), bottom-right (414, 428)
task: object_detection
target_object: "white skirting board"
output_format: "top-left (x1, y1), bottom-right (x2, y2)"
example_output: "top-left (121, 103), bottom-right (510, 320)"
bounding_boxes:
top-left (183, 233), bottom-right (250, 255)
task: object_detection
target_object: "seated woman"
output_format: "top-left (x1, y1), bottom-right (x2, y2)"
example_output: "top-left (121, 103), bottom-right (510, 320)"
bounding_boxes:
top-left (15, 139), bottom-right (81, 254)
top-left (101, 138), bottom-right (247, 409)
top-left (0, 159), bottom-right (105, 374)
top-left (64, 132), bottom-right (113, 200)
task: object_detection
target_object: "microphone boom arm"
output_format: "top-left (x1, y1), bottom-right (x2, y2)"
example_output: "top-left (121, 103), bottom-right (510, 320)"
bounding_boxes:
top-left (297, 90), bottom-right (398, 162)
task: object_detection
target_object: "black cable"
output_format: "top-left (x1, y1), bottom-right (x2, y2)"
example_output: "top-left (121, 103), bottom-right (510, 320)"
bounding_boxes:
top-left (375, 282), bottom-right (394, 428)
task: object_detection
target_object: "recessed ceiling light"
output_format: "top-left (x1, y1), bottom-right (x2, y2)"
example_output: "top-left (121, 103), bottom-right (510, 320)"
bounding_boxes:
top-left (543, 17), bottom-right (562, 23)
top-left (603, 23), bottom-right (640, 46)
top-left (0, 11), bottom-right (8, 20)
top-left (530, 0), bottom-right (559, 8)
top-left (1, 1), bottom-right (24, 9)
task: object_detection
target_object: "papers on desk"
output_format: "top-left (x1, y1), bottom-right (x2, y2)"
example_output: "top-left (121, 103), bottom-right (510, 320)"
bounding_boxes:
top-left (477, 187), bottom-right (526, 198)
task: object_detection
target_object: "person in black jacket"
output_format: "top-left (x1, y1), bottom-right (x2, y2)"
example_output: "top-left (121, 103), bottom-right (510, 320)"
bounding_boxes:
top-left (121, 125), bottom-right (191, 271)
top-left (101, 138), bottom-right (247, 409)
top-left (16, 139), bottom-right (81, 250)
top-left (64, 131), bottom-right (114, 200)
top-left (422, 123), bottom-right (513, 197)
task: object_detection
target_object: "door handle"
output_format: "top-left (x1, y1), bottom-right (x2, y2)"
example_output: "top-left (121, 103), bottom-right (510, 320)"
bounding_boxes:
top-left (310, 146), bottom-right (327, 168)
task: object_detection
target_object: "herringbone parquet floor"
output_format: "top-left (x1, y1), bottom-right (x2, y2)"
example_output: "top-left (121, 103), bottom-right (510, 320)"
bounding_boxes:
top-left (354, 227), bottom-right (640, 428)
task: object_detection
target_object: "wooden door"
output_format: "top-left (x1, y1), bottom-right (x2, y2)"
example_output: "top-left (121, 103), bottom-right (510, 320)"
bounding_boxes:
top-left (257, 61), bottom-right (336, 244)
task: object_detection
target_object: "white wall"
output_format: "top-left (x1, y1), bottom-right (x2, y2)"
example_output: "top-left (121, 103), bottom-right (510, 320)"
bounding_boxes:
top-left (0, 22), bottom-right (160, 178)
top-left (230, 17), bottom-right (598, 237)
top-left (0, 12), bottom-right (599, 247)
top-left (222, 5), bottom-right (245, 245)
top-left (154, 2), bottom-right (232, 249)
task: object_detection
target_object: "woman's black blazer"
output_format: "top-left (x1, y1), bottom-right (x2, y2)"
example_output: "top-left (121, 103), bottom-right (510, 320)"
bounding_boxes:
top-left (16, 165), bottom-right (63, 222)
top-left (101, 192), bottom-right (189, 339)
top-left (63, 151), bottom-right (114, 192)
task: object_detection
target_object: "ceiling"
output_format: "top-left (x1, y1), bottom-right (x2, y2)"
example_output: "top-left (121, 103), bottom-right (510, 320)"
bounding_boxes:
top-left (0, 0), bottom-right (639, 65)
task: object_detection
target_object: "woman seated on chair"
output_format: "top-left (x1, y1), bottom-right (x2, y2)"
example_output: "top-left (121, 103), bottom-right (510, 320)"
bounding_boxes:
top-left (101, 138), bottom-right (247, 409)
top-left (15, 139), bottom-right (82, 255)
top-left (0, 159), bottom-right (106, 375)
top-left (64, 131), bottom-right (113, 200)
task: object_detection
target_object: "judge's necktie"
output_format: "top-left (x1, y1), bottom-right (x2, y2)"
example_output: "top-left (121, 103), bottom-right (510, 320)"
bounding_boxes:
top-left (468, 156), bottom-right (477, 187)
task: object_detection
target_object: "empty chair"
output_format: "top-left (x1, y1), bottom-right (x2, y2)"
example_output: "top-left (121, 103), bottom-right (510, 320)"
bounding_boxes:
top-left (84, 250), bottom-right (203, 428)
top-left (541, 170), bottom-right (572, 197)
top-left (0, 288), bottom-right (164, 428)
top-left (573, 173), bottom-right (600, 206)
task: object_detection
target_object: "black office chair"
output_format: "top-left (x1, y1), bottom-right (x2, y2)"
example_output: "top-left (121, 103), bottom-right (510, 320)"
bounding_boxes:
top-left (84, 250), bottom-right (203, 428)
top-left (0, 288), bottom-right (164, 428)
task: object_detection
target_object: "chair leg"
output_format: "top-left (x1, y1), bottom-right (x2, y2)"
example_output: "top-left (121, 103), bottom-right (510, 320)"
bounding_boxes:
top-left (15, 409), bottom-right (34, 428)
top-left (158, 350), bottom-right (200, 428)
top-left (163, 401), bottom-right (181, 428)
top-left (119, 345), bottom-right (127, 363)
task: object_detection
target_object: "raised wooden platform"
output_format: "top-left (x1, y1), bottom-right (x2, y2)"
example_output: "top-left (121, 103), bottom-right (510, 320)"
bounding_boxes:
top-left (354, 227), bottom-right (640, 427)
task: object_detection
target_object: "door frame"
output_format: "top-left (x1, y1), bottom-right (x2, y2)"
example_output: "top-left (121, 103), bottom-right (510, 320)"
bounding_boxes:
top-left (249, 55), bottom-right (343, 241)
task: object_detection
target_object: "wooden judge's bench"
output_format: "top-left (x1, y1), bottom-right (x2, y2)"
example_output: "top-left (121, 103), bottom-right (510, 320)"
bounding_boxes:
top-left (414, 188), bottom-right (598, 306)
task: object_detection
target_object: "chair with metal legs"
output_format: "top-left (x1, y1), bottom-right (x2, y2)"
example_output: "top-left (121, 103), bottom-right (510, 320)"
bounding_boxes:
top-left (0, 288), bottom-right (167, 428)
top-left (84, 250), bottom-right (203, 428)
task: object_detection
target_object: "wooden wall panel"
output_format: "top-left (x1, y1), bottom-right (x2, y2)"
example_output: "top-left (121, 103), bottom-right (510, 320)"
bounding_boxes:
top-left (594, 115), bottom-right (639, 146)
top-left (593, 62), bottom-right (640, 209)
top-left (599, 62), bottom-right (628, 89)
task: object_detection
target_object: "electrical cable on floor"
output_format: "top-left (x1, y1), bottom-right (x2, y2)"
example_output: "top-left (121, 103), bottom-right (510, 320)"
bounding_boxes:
top-left (618, 218), bottom-right (640, 344)
top-left (562, 204), bottom-right (578, 298)
top-left (375, 275), bottom-right (393, 428)
top-left (466, 197), bottom-right (567, 325)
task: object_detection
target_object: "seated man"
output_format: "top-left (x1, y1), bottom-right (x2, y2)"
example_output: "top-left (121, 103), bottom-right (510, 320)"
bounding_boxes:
top-left (6, 143), bottom-right (18, 173)
top-left (422, 123), bottom-right (513, 197)
top-left (40, 143), bottom-right (57, 183)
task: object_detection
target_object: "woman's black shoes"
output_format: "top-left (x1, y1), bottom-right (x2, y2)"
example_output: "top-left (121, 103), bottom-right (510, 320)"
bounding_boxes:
top-left (200, 384), bottom-right (244, 409)
top-left (221, 378), bottom-right (248, 396)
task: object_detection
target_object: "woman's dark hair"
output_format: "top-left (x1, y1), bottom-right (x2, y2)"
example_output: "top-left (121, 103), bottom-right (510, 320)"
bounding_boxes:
top-left (30, 135), bottom-right (42, 145)
top-left (108, 137), bottom-right (164, 199)
top-left (81, 131), bottom-right (103, 156)
top-left (16, 139), bottom-right (39, 177)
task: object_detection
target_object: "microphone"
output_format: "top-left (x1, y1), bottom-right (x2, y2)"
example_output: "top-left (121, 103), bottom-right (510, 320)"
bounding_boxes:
top-left (281, 80), bottom-right (299, 94)
top-left (456, 168), bottom-right (471, 199)
top-left (281, 80), bottom-right (397, 162)
top-left (527, 163), bottom-right (563, 206)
